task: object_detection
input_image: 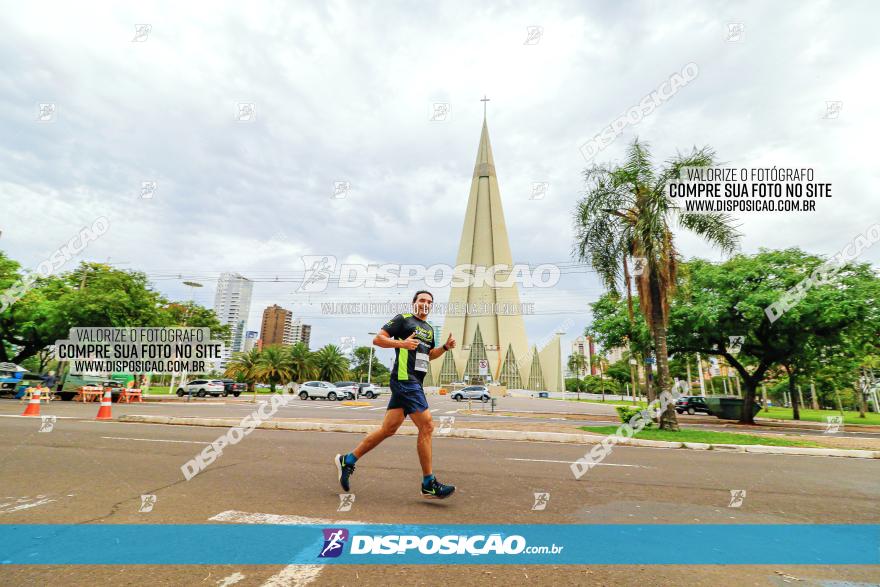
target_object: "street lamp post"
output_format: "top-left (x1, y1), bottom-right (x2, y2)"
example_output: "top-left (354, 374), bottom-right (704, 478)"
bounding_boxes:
top-left (367, 332), bottom-right (377, 383)
top-left (170, 280), bottom-right (203, 398)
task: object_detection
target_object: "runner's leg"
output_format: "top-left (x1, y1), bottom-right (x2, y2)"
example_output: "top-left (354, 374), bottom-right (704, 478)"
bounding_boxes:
top-left (409, 409), bottom-right (434, 476)
top-left (352, 407), bottom-right (405, 459)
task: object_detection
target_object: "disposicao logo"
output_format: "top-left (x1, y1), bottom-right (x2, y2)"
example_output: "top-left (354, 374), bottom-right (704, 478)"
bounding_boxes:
top-left (318, 528), bottom-right (349, 558)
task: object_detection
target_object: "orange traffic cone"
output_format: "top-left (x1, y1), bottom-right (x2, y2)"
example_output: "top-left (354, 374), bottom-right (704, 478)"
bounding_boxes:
top-left (95, 390), bottom-right (113, 420)
top-left (21, 388), bottom-right (41, 417)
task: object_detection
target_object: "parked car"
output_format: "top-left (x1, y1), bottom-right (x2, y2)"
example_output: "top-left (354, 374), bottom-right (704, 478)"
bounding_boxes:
top-left (333, 381), bottom-right (359, 400)
top-left (357, 383), bottom-right (382, 399)
top-left (218, 379), bottom-right (246, 397)
top-left (451, 385), bottom-right (491, 402)
top-left (177, 379), bottom-right (226, 397)
top-left (675, 395), bottom-right (711, 415)
top-left (299, 380), bottom-right (345, 401)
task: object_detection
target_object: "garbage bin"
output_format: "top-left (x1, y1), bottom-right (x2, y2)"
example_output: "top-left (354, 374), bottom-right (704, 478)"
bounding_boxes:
top-left (704, 396), bottom-right (761, 420)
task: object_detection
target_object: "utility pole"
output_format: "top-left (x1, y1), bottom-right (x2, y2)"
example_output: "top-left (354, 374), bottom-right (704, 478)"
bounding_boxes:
top-left (686, 358), bottom-right (693, 394)
top-left (367, 332), bottom-right (377, 383)
top-left (696, 353), bottom-right (706, 396)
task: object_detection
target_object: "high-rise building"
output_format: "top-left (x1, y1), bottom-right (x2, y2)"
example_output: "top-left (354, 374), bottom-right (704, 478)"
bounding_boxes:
top-left (301, 324), bottom-right (311, 348)
top-left (431, 113), bottom-right (563, 392)
top-left (260, 304), bottom-right (293, 346)
top-left (243, 331), bottom-right (259, 353)
top-left (570, 336), bottom-right (593, 377)
top-left (289, 319), bottom-right (312, 349)
top-left (213, 272), bottom-right (253, 368)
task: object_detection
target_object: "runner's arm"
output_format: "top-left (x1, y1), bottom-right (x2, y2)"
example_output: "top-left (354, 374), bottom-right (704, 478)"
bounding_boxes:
top-left (373, 329), bottom-right (406, 349)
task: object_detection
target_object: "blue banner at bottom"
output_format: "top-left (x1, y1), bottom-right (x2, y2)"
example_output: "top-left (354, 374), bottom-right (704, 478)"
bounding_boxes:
top-left (1, 524), bottom-right (877, 565)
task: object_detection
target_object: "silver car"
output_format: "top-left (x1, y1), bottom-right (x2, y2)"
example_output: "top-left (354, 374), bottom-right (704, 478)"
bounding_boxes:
top-left (298, 380), bottom-right (344, 401)
top-left (451, 385), bottom-right (491, 402)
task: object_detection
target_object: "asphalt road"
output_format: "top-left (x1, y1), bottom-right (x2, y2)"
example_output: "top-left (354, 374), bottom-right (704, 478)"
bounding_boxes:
top-left (1, 406), bottom-right (878, 586)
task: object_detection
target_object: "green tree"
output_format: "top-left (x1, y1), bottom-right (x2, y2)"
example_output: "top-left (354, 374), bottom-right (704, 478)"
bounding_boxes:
top-left (313, 344), bottom-right (349, 382)
top-left (256, 345), bottom-right (293, 396)
top-left (225, 348), bottom-right (263, 398)
top-left (0, 260), bottom-right (166, 363)
top-left (288, 342), bottom-right (317, 383)
top-left (573, 140), bottom-right (740, 429)
top-left (567, 353), bottom-right (587, 399)
top-left (0, 256), bottom-right (227, 369)
top-left (666, 250), bottom-right (880, 423)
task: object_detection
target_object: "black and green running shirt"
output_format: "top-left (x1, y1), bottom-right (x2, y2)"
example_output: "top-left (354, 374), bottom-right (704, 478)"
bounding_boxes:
top-left (381, 313), bottom-right (436, 383)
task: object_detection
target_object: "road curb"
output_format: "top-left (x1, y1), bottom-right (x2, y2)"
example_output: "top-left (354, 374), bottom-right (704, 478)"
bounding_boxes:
top-left (117, 415), bottom-right (880, 459)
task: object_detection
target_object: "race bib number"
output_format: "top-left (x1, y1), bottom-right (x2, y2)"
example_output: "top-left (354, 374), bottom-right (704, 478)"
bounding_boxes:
top-left (414, 352), bottom-right (429, 372)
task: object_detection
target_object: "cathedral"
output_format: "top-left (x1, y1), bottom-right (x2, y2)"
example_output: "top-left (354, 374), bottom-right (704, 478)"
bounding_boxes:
top-left (426, 110), bottom-right (563, 392)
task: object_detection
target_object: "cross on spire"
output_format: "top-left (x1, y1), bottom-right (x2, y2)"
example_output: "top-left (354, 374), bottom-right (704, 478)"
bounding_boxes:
top-left (480, 95), bottom-right (490, 120)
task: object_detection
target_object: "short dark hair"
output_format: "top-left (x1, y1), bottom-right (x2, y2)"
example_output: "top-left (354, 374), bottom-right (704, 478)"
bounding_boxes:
top-left (412, 290), bottom-right (434, 304)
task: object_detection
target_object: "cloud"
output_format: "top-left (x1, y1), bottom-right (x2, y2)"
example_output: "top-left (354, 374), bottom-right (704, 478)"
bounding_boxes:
top-left (1, 0), bottom-right (876, 355)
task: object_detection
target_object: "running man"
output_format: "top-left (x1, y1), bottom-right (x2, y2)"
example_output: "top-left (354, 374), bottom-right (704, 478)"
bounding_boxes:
top-left (335, 290), bottom-right (457, 499)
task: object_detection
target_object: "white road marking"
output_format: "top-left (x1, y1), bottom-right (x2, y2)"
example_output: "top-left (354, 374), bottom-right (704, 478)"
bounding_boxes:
top-left (444, 410), bottom-right (458, 414)
top-left (369, 407), bottom-right (385, 411)
top-left (0, 414), bottom-right (77, 419)
top-left (100, 436), bottom-right (208, 444)
top-left (209, 510), bottom-right (368, 525)
top-left (349, 407), bottom-right (369, 410)
top-left (506, 457), bottom-right (645, 468)
top-left (209, 510), bottom-right (377, 587)
top-left (261, 566), bottom-right (323, 587)
top-left (0, 497), bottom-right (56, 513)
top-left (217, 571), bottom-right (246, 586)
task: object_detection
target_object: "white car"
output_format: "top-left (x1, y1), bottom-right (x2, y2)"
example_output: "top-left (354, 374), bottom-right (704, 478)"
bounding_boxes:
top-left (357, 383), bottom-right (382, 399)
top-left (299, 380), bottom-right (345, 401)
top-left (451, 385), bottom-right (491, 402)
top-left (178, 379), bottom-right (225, 397)
top-left (333, 381), bottom-right (360, 400)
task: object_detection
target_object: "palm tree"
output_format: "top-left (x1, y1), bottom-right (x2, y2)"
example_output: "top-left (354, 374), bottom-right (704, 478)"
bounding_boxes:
top-left (287, 342), bottom-right (317, 389)
top-left (313, 344), bottom-right (349, 382)
top-left (573, 139), bottom-right (740, 430)
top-left (225, 348), bottom-right (262, 399)
top-left (255, 345), bottom-right (293, 397)
top-left (567, 353), bottom-right (587, 400)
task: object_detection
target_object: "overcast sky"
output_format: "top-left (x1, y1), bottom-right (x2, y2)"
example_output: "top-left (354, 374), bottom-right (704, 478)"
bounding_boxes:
top-left (1, 0), bottom-right (877, 368)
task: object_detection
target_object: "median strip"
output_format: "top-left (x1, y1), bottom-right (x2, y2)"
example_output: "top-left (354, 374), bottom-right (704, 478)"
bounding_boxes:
top-left (118, 415), bottom-right (880, 459)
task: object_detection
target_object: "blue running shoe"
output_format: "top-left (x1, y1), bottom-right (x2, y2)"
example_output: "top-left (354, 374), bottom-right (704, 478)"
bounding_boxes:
top-left (335, 454), bottom-right (355, 492)
top-left (421, 477), bottom-right (455, 499)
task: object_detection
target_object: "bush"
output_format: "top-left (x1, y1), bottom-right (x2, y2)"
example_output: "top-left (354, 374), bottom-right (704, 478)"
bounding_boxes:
top-left (615, 405), bottom-right (654, 428)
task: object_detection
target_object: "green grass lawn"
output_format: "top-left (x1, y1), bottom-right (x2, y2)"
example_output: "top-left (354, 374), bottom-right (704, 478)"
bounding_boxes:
top-left (578, 425), bottom-right (819, 447)
top-left (758, 407), bottom-right (880, 427)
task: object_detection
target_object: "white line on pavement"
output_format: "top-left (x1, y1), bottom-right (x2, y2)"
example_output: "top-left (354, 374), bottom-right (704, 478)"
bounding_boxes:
top-left (209, 510), bottom-right (377, 587)
top-left (369, 407), bottom-right (385, 411)
top-left (0, 414), bottom-right (77, 419)
top-left (217, 571), bottom-right (246, 586)
top-left (0, 497), bottom-right (56, 513)
top-left (444, 410), bottom-right (458, 414)
top-left (506, 457), bottom-right (645, 468)
top-left (100, 436), bottom-right (208, 444)
top-left (209, 510), bottom-right (368, 525)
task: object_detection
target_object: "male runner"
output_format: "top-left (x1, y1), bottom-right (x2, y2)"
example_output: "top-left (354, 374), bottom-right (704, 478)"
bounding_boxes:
top-left (334, 290), bottom-right (457, 499)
